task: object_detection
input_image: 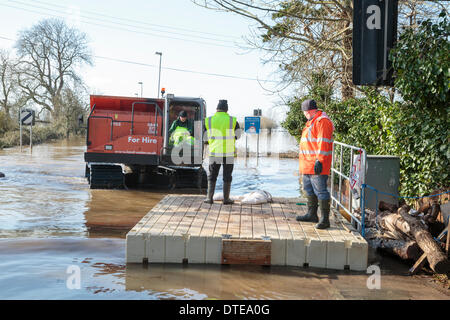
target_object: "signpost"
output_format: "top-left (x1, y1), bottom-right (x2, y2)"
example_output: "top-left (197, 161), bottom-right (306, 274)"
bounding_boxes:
top-left (244, 116), bottom-right (261, 134)
top-left (244, 116), bottom-right (261, 163)
top-left (353, 0), bottom-right (398, 86)
top-left (18, 108), bottom-right (35, 153)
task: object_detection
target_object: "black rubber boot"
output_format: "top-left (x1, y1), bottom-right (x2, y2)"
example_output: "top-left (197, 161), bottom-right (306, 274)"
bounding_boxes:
top-left (316, 199), bottom-right (331, 229)
top-left (222, 181), bottom-right (234, 205)
top-left (296, 195), bottom-right (319, 222)
top-left (204, 180), bottom-right (216, 204)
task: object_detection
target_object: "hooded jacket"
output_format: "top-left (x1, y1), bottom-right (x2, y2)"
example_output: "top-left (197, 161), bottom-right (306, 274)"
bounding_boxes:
top-left (299, 110), bottom-right (334, 175)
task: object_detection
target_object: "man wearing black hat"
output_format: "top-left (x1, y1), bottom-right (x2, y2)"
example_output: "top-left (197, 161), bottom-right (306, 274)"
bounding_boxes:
top-left (168, 110), bottom-right (193, 138)
top-left (203, 99), bottom-right (241, 205)
top-left (296, 99), bottom-right (334, 229)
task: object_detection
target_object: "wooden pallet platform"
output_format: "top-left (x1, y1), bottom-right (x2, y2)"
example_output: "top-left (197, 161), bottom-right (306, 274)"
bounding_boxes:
top-left (126, 195), bottom-right (368, 271)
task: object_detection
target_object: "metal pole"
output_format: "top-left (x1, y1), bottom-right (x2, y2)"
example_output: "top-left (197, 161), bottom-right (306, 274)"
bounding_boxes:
top-left (244, 133), bottom-right (248, 167)
top-left (349, 148), bottom-right (353, 216)
top-left (138, 82), bottom-right (143, 97)
top-left (155, 52), bottom-right (162, 98)
top-left (29, 123), bottom-right (32, 154)
top-left (330, 142), bottom-right (335, 208)
top-left (257, 133), bottom-right (259, 158)
top-left (19, 107), bottom-right (22, 152)
top-left (256, 132), bottom-right (259, 166)
top-left (361, 149), bottom-right (367, 237)
top-left (245, 133), bottom-right (248, 158)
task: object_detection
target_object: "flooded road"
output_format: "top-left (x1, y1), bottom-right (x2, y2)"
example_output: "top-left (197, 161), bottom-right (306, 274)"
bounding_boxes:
top-left (0, 138), bottom-right (448, 299)
top-left (0, 138), bottom-right (166, 238)
top-left (0, 137), bottom-right (301, 238)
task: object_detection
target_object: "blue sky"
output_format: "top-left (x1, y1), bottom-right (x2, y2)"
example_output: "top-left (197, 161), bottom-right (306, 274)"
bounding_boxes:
top-left (0, 0), bottom-right (290, 119)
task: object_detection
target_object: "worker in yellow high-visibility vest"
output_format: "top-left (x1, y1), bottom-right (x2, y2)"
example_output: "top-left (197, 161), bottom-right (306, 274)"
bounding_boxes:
top-left (170, 126), bottom-right (195, 146)
top-left (203, 99), bottom-right (241, 205)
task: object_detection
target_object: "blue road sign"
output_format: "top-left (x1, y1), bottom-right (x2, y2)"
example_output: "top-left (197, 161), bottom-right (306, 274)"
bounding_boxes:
top-left (245, 116), bottom-right (260, 134)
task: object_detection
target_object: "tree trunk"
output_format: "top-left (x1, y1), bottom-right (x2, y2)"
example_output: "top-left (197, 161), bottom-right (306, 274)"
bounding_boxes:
top-left (368, 238), bottom-right (421, 261)
top-left (379, 200), bottom-right (398, 213)
top-left (341, 15), bottom-right (354, 100)
top-left (424, 203), bottom-right (440, 224)
top-left (398, 206), bottom-right (450, 274)
top-left (379, 213), bottom-right (411, 238)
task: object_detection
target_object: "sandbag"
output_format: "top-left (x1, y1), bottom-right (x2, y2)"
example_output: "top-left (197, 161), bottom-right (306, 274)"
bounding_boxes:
top-left (212, 190), bottom-right (273, 204)
top-left (241, 190), bottom-right (273, 204)
top-left (212, 192), bottom-right (242, 201)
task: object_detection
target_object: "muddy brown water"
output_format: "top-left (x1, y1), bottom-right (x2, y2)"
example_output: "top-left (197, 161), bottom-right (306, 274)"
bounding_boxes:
top-left (0, 138), bottom-right (448, 299)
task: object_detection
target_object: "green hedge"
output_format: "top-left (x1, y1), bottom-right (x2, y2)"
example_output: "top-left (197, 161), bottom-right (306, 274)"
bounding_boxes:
top-left (281, 12), bottom-right (449, 198)
top-left (282, 92), bottom-right (448, 198)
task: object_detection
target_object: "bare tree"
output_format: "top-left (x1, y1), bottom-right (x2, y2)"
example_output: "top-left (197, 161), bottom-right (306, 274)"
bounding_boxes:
top-left (56, 85), bottom-right (89, 138)
top-left (15, 18), bottom-right (92, 119)
top-left (193, 0), bottom-right (447, 100)
top-left (0, 50), bottom-right (18, 118)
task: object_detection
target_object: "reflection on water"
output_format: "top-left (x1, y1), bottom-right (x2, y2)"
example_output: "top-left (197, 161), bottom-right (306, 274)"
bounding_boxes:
top-left (84, 189), bottom-right (165, 238)
top-left (215, 156), bottom-right (301, 196)
top-left (0, 138), bottom-right (447, 300)
top-left (235, 129), bottom-right (299, 155)
top-left (0, 139), bottom-right (89, 238)
top-left (1, 237), bottom-right (447, 300)
top-left (0, 137), bottom-right (304, 299)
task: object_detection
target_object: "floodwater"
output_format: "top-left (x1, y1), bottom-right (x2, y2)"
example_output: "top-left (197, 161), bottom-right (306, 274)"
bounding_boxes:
top-left (0, 138), bottom-right (448, 300)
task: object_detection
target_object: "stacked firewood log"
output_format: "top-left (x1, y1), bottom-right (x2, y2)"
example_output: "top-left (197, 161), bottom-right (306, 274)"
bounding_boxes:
top-left (355, 196), bottom-right (449, 274)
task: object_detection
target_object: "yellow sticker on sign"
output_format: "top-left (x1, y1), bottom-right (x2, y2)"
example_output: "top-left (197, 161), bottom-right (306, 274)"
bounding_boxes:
top-left (115, 114), bottom-right (118, 119)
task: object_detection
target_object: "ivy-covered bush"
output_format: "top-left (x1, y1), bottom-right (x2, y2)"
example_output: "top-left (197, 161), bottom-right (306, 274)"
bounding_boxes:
top-left (388, 11), bottom-right (449, 195)
top-left (390, 10), bottom-right (449, 112)
top-left (281, 12), bottom-right (449, 197)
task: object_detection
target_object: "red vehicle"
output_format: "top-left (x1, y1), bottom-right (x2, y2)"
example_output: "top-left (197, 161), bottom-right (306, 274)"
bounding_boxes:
top-left (84, 93), bottom-right (207, 189)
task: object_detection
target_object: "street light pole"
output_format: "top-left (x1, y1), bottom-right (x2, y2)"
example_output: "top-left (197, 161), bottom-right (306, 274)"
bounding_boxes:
top-left (138, 82), bottom-right (143, 97)
top-left (155, 52), bottom-right (162, 98)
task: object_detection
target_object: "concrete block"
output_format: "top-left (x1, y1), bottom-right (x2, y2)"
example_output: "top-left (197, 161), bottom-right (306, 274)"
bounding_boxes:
top-left (205, 237), bottom-right (222, 264)
top-left (129, 222), bottom-right (144, 234)
top-left (326, 241), bottom-right (347, 270)
top-left (271, 239), bottom-right (286, 266)
top-left (147, 235), bottom-right (166, 263)
top-left (186, 236), bottom-right (206, 264)
top-left (126, 233), bottom-right (145, 263)
top-left (165, 235), bottom-right (186, 263)
top-left (286, 239), bottom-right (306, 267)
top-left (348, 241), bottom-right (368, 271)
top-left (305, 238), bottom-right (326, 268)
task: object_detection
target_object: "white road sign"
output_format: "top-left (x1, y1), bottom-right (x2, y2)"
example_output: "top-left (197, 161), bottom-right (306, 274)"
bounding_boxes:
top-left (20, 109), bottom-right (34, 126)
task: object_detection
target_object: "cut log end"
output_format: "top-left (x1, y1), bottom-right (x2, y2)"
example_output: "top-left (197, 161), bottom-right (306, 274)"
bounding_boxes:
top-left (379, 200), bottom-right (398, 213)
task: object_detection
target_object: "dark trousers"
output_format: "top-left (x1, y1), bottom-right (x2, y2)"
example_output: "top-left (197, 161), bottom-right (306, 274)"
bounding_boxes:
top-left (302, 174), bottom-right (330, 200)
top-left (208, 157), bottom-right (234, 183)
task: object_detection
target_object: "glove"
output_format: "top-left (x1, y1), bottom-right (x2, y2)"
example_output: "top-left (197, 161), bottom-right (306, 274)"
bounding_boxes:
top-left (314, 160), bottom-right (323, 175)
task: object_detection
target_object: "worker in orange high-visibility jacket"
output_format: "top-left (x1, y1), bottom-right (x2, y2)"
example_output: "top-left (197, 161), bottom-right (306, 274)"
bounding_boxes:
top-left (296, 99), bottom-right (334, 229)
